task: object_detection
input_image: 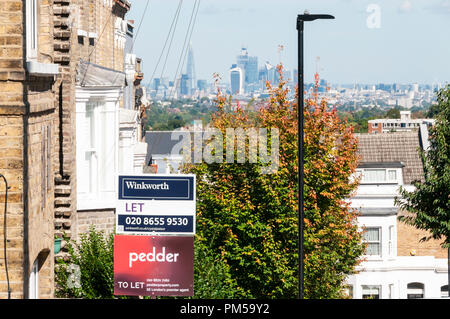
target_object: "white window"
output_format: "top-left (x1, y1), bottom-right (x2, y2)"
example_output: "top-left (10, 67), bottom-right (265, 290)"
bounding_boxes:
top-left (387, 169), bottom-right (397, 181)
top-left (407, 282), bottom-right (424, 299)
top-left (76, 95), bottom-right (118, 209)
top-left (389, 284), bottom-right (394, 299)
top-left (363, 227), bottom-right (381, 256)
top-left (388, 225), bottom-right (394, 256)
top-left (26, 0), bottom-right (38, 60)
top-left (441, 285), bottom-right (449, 298)
top-left (362, 285), bottom-right (381, 299)
top-left (362, 169), bottom-right (385, 183)
top-left (28, 259), bottom-right (39, 299)
top-left (359, 168), bottom-right (398, 183)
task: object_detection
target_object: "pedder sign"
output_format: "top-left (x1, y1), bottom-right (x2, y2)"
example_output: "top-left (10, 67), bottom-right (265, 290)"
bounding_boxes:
top-left (114, 235), bottom-right (194, 297)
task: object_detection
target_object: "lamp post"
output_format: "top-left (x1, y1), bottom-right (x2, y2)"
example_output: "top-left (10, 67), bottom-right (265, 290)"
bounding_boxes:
top-left (297, 11), bottom-right (334, 299)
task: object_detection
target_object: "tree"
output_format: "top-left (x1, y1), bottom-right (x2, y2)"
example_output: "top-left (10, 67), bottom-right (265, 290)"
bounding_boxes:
top-left (395, 85), bottom-right (450, 295)
top-left (385, 108), bottom-right (400, 119)
top-left (183, 67), bottom-right (365, 298)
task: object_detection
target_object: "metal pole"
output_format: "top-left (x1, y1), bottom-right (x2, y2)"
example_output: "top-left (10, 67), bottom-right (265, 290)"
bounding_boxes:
top-left (296, 12), bottom-right (334, 300)
top-left (297, 18), bottom-right (304, 300)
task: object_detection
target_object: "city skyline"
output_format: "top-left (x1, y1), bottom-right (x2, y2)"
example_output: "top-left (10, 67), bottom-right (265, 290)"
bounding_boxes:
top-left (129, 0), bottom-right (449, 86)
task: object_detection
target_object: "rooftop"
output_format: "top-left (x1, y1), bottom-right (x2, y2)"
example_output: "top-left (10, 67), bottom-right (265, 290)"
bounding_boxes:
top-left (355, 131), bottom-right (425, 185)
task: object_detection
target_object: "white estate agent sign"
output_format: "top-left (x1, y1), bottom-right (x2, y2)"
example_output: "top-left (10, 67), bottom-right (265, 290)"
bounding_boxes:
top-left (116, 174), bottom-right (196, 236)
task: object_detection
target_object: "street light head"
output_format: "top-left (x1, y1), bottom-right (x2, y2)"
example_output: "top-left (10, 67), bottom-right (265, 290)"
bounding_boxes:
top-left (297, 13), bottom-right (335, 22)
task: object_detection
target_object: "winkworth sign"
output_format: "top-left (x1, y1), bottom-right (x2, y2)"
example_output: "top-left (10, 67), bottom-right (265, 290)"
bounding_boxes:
top-left (116, 174), bottom-right (196, 236)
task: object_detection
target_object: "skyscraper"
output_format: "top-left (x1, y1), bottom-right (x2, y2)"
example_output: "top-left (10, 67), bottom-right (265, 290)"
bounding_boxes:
top-left (230, 64), bottom-right (244, 95)
top-left (185, 43), bottom-right (196, 95)
top-left (247, 56), bottom-right (258, 84)
top-left (236, 47), bottom-right (258, 88)
top-left (180, 74), bottom-right (189, 96)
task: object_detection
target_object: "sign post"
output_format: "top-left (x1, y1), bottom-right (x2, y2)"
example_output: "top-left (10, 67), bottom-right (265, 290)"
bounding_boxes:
top-left (114, 174), bottom-right (196, 297)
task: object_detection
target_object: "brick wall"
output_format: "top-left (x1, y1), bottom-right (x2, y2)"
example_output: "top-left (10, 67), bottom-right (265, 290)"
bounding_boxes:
top-left (0, 0), bottom-right (26, 299)
top-left (76, 209), bottom-right (115, 237)
top-left (0, 0), bottom-right (59, 299)
top-left (397, 211), bottom-right (447, 258)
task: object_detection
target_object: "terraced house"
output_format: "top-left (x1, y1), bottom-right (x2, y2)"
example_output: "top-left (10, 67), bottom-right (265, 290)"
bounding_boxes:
top-left (346, 128), bottom-right (448, 299)
top-left (0, 0), bottom-right (147, 299)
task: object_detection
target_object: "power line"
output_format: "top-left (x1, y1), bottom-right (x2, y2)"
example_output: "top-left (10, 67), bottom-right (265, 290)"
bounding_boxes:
top-left (81, 7), bottom-right (115, 86)
top-left (148, 0), bottom-right (183, 90)
top-left (159, 1), bottom-right (184, 82)
top-left (130, 0), bottom-right (151, 52)
top-left (169, 0), bottom-right (201, 103)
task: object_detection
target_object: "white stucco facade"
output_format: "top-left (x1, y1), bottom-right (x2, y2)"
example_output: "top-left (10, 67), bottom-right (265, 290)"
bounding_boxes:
top-left (346, 165), bottom-right (448, 299)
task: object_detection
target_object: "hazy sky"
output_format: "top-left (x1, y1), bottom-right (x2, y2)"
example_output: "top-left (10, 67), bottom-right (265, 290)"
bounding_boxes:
top-left (128, 0), bottom-right (450, 85)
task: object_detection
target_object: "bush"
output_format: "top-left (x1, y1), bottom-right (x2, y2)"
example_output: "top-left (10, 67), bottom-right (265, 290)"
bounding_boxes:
top-left (55, 226), bottom-right (117, 299)
top-left (55, 226), bottom-right (240, 299)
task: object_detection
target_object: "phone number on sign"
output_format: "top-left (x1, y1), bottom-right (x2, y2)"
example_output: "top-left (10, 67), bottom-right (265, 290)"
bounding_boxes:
top-left (124, 216), bottom-right (189, 226)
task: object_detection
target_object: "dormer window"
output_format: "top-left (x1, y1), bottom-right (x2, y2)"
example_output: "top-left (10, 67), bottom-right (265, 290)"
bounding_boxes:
top-left (356, 162), bottom-right (404, 184)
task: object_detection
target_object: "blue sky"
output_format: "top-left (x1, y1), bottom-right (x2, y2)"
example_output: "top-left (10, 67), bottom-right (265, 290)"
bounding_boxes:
top-left (128, 0), bottom-right (450, 85)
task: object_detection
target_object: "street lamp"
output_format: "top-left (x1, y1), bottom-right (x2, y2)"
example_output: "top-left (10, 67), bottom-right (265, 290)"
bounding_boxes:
top-left (297, 11), bottom-right (334, 299)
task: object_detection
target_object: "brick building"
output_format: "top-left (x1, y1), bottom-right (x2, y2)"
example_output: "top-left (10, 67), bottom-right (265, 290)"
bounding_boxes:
top-left (0, 0), bottom-right (147, 299)
top-left (368, 111), bottom-right (435, 134)
top-left (0, 0), bottom-right (59, 299)
top-left (346, 129), bottom-right (448, 299)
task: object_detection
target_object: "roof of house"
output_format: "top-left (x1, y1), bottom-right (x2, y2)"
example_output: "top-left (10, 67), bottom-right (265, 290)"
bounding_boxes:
top-left (145, 131), bottom-right (204, 165)
top-left (355, 131), bottom-right (425, 185)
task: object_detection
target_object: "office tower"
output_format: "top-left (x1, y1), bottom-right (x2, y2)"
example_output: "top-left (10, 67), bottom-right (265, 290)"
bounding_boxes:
top-left (153, 78), bottom-right (160, 90)
top-left (180, 74), bottom-right (189, 96)
top-left (247, 56), bottom-right (258, 84)
top-left (236, 47), bottom-right (258, 87)
top-left (197, 79), bottom-right (207, 91)
top-left (236, 47), bottom-right (248, 82)
top-left (186, 43), bottom-right (196, 95)
top-left (230, 64), bottom-right (244, 95)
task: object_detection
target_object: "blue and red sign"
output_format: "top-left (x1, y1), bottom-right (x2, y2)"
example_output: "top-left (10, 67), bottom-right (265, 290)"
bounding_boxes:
top-left (114, 235), bottom-right (194, 297)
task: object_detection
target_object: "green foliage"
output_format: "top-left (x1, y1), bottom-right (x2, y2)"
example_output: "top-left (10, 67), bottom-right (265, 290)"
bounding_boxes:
top-left (384, 108), bottom-right (400, 119)
top-left (147, 99), bottom-right (215, 130)
top-left (190, 238), bottom-right (244, 299)
top-left (183, 69), bottom-right (365, 299)
top-left (55, 227), bottom-right (118, 299)
top-left (54, 227), bottom-right (239, 299)
top-left (396, 85), bottom-right (450, 247)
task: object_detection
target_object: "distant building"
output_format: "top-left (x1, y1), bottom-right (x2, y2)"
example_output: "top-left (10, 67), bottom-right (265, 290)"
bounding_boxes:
top-left (197, 79), bottom-right (207, 91)
top-left (185, 43), bottom-right (196, 94)
top-left (246, 56), bottom-right (259, 84)
top-left (236, 47), bottom-right (258, 90)
top-left (180, 74), bottom-right (189, 96)
top-left (368, 111), bottom-right (435, 134)
top-left (230, 64), bottom-right (244, 95)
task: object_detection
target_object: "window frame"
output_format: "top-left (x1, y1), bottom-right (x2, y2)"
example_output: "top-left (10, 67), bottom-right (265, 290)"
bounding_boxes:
top-left (363, 227), bottom-right (382, 257)
top-left (362, 285), bottom-right (381, 299)
top-left (357, 168), bottom-right (399, 184)
top-left (26, 0), bottom-right (38, 61)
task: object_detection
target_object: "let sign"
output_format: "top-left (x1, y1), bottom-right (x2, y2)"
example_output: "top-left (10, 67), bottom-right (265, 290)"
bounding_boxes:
top-left (116, 174), bottom-right (196, 236)
top-left (114, 235), bottom-right (194, 296)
